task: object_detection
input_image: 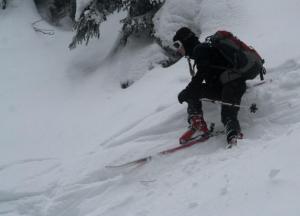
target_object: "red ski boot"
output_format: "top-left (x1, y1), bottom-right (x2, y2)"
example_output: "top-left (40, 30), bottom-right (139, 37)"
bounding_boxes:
top-left (179, 115), bottom-right (209, 145)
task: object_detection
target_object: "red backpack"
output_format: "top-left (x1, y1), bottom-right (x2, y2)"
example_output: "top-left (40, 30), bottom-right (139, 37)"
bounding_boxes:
top-left (206, 31), bottom-right (266, 82)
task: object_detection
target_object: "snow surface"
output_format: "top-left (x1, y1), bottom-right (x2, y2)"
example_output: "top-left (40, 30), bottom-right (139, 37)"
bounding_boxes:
top-left (1, 0), bottom-right (300, 215)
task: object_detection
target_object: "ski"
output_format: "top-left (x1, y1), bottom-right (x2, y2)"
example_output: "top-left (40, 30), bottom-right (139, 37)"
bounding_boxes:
top-left (106, 78), bottom-right (271, 169)
top-left (106, 129), bottom-right (224, 168)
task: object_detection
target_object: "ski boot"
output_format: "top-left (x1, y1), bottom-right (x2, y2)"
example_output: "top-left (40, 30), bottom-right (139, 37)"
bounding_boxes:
top-left (179, 115), bottom-right (209, 145)
top-left (224, 119), bottom-right (244, 149)
top-left (226, 131), bottom-right (243, 149)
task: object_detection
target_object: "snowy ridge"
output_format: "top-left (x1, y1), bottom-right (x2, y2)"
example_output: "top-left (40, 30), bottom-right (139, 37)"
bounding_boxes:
top-left (1, 0), bottom-right (300, 216)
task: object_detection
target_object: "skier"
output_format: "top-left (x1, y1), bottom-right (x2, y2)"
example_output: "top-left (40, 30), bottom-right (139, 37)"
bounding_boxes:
top-left (173, 27), bottom-right (247, 147)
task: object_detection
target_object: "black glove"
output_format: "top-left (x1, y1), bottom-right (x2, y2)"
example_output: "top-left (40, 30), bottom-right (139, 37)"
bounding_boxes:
top-left (178, 89), bottom-right (189, 104)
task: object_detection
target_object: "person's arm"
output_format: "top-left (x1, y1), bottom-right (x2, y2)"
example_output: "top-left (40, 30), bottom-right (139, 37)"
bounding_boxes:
top-left (178, 44), bottom-right (211, 104)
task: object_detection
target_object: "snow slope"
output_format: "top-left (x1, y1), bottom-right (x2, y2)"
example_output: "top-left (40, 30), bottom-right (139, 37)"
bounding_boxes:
top-left (1, 0), bottom-right (300, 215)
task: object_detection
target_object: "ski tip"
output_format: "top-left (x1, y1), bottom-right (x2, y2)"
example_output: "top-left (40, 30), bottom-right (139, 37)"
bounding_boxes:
top-left (105, 163), bottom-right (139, 168)
top-left (105, 157), bottom-right (151, 169)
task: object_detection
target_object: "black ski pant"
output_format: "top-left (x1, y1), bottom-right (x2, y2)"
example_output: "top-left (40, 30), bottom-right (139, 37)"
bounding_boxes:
top-left (186, 79), bottom-right (247, 136)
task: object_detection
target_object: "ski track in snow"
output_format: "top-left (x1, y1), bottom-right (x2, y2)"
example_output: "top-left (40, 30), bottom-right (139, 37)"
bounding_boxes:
top-left (102, 109), bottom-right (184, 149)
top-left (0, 158), bottom-right (58, 172)
top-left (99, 103), bottom-right (181, 148)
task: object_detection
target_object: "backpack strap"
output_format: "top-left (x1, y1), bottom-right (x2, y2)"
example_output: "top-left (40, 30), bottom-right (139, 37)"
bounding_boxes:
top-left (187, 57), bottom-right (196, 77)
top-left (260, 66), bottom-right (266, 80)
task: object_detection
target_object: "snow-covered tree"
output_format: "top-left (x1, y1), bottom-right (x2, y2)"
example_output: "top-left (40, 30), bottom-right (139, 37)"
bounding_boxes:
top-left (69, 0), bottom-right (123, 49)
top-left (48, 0), bottom-right (76, 24)
top-left (33, 0), bottom-right (176, 67)
top-left (69, 0), bottom-right (165, 49)
top-left (120, 0), bottom-right (181, 67)
top-left (119, 0), bottom-right (165, 45)
top-left (34, 0), bottom-right (76, 26)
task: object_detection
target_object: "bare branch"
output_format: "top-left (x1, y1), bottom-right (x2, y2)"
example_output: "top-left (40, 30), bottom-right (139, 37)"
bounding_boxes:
top-left (32, 19), bottom-right (55, 36)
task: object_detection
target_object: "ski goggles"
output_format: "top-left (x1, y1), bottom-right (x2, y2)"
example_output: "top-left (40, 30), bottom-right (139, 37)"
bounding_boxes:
top-left (173, 40), bottom-right (183, 50)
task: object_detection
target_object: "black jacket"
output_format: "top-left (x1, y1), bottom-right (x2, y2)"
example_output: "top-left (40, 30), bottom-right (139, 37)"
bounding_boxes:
top-left (184, 42), bottom-right (230, 96)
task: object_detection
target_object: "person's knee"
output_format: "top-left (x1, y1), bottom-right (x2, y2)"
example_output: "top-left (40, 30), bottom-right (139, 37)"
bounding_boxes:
top-left (187, 99), bottom-right (203, 115)
top-left (221, 106), bottom-right (239, 123)
top-left (222, 80), bottom-right (246, 102)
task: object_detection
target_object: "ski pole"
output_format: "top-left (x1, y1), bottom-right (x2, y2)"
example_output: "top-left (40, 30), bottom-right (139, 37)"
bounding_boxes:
top-left (200, 98), bottom-right (258, 113)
